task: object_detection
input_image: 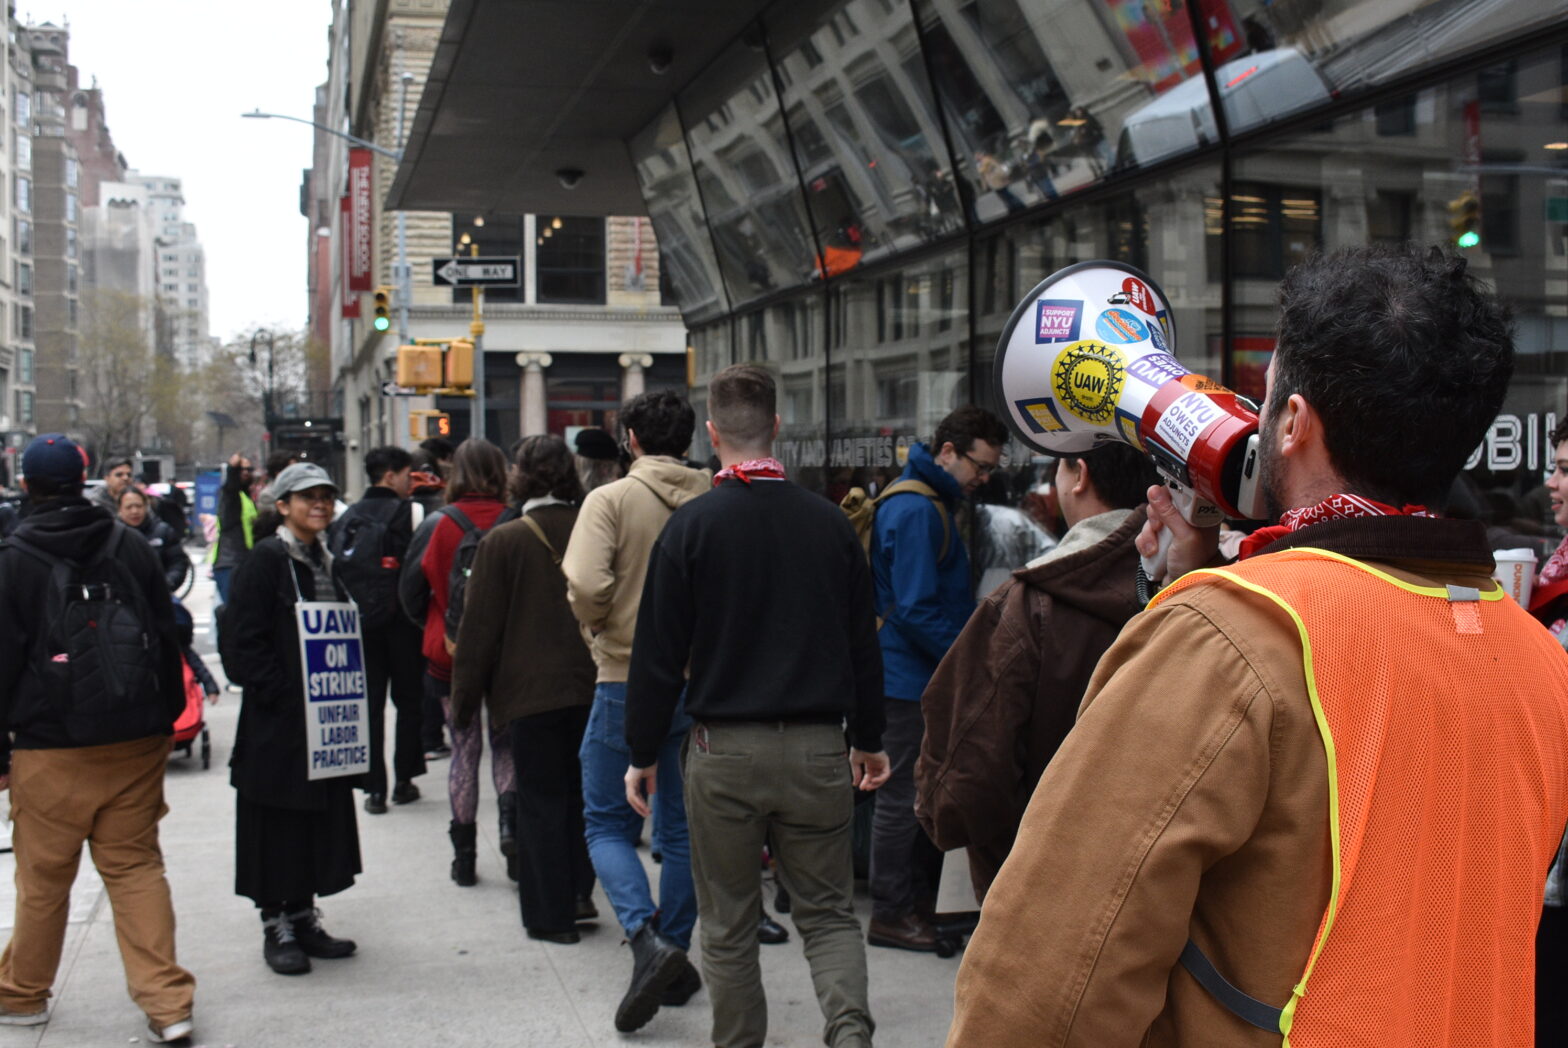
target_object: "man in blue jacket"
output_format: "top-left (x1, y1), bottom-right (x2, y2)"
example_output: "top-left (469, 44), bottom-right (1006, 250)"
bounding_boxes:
top-left (869, 405), bottom-right (1008, 951)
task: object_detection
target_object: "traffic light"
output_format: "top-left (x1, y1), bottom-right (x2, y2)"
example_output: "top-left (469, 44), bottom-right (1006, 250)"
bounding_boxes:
top-left (372, 286), bottom-right (393, 332)
top-left (410, 409), bottom-right (451, 441)
top-left (1448, 190), bottom-right (1481, 249)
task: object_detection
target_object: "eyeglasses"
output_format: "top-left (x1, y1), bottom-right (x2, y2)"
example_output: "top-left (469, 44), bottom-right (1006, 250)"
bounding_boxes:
top-left (962, 452), bottom-right (1001, 478)
top-left (288, 490), bottom-right (335, 505)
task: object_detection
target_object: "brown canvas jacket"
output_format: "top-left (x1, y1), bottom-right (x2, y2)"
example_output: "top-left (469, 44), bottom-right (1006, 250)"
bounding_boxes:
top-left (917, 507), bottom-right (1146, 899)
top-left (948, 515), bottom-right (1517, 1048)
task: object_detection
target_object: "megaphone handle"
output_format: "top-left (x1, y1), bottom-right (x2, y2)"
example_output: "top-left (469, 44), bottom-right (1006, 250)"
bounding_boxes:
top-left (1139, 525), bottom-right (1173, 587)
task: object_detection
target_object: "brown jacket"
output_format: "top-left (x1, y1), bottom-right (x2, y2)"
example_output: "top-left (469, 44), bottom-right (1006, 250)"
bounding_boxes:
top-left (450, 503), bottom-right (594, 731)
top-left (562, 456), bottom-right (711, 682)
top-left (948, 515), bottom-right (1543, 1048)
top-left (917, 507), bottom-right (1145, 900)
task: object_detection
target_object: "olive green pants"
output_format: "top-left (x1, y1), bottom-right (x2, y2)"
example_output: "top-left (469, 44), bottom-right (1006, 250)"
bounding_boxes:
top-left (684, 720), bottom-right (874, 1048)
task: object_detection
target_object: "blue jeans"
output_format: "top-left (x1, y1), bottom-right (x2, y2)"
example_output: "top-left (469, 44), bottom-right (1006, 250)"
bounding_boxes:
top-left (212, 566), bottom-right (234, 605)
top-left (579, 682), bottom-right (695, 949)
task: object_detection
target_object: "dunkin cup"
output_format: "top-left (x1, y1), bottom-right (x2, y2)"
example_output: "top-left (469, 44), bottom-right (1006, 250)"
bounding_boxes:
top-left (1493, 548), bottom-right (1539, 606)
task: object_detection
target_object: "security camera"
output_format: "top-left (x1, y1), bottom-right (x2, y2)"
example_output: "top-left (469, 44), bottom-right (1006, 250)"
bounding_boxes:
top-left (647, 45), bottom-right (673, 75)
top-left (556, 168), bottom-right (584, 190)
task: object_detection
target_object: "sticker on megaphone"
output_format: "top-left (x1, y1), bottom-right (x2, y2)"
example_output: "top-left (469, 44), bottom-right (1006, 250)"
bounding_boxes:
top-left (993, 260), bottom-right (1265, 524)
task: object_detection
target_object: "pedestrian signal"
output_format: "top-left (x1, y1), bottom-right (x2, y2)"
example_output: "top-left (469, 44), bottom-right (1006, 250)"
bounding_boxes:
top-left (445, 340), bottom-right (474, 389)
top-left (395, 345), bottom-right (443, 389)
top-left (1448, 191), bottom-right (1481, 249)
top-left (372, 286), bottom-right (393, 332)
top-left (410, 409), bottom-right (451, 441)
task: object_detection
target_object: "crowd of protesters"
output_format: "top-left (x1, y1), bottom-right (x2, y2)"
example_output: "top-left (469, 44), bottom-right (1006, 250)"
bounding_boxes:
top-left (1, 245), bottom-right (1567, 1047)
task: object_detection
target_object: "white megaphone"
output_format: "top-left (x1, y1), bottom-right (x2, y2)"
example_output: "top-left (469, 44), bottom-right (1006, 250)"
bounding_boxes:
top-left (994, 261), bottom-right (1266, 576)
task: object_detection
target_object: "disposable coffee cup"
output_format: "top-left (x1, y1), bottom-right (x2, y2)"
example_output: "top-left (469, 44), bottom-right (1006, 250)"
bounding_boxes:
top-left (1493, 548), bottom-right (1538, 606)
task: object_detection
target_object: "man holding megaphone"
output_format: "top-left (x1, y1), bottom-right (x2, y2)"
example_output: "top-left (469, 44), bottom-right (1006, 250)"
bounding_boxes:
top-left (949, 245), bottom-right (1568, 1047)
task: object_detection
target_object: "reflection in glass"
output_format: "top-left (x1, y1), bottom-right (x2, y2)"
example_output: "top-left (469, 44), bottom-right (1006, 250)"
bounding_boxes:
top-left (680, 41), bottom-right (820, 307)
top-left (827, 249), bottom-right (968, 503)
top-left (769, 0), bottom-right (965, 273)
top-left (1213, 0), bottom-right (1568, 136)
top-left (630, 105), bottom-right (729, 323)
top-left (915, 0), bottom-right (1221, 221)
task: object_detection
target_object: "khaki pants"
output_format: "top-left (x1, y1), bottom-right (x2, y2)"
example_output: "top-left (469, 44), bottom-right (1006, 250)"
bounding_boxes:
top-left (0, 736), bottom-right (195, 1026)
top-left (685, 721), bottom-right (873, 1048)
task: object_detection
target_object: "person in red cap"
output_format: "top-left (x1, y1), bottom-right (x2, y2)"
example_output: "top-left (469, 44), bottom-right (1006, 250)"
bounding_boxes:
top-left (0, 434), bottom-right (195, 1043)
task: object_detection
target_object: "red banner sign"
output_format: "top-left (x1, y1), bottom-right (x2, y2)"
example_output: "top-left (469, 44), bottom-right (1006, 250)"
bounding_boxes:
top-left (347, 147), bottom-right (373, 292)
top-left (340, 195), bottom-right (360, 318)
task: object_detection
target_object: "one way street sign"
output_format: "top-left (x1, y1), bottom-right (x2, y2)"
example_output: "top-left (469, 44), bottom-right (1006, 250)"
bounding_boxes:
top-left (432, 256), bottom-right (521, 287)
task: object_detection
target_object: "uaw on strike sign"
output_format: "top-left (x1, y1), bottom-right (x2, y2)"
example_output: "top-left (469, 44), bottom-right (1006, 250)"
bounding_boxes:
top-left (295, 602), bottom-right (370, 781)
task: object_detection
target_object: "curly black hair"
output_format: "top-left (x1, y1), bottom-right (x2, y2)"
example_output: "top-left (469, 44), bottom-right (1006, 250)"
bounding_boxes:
top-left (1270, 244), bottom-right (1514, 508)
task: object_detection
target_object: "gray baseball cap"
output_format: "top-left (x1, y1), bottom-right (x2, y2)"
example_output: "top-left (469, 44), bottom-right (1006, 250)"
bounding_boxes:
top-left (270, 461), bottom-right (339, 499)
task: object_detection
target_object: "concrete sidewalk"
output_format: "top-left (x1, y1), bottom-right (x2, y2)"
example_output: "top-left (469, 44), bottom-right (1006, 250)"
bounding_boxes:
top-left (0, 564), bottom-right (969, 1047)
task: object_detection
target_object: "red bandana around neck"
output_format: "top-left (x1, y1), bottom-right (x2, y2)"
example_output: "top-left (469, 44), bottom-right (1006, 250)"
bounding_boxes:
top-left (1238, 493), bottom-right (1431, 560)
top-left (713, 457), bottom-right (787, 486)
top-left (1539, 535), bottom-right (1568, 589)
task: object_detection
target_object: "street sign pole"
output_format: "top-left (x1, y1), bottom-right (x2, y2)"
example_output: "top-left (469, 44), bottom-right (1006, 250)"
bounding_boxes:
top-left (470, 243), bottom-right (486, 442)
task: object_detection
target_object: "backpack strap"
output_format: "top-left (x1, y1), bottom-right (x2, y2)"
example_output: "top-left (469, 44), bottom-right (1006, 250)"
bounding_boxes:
top-left (520, 514), bottom-right (563, 565)
top-left (875, 480), bottom-right (953, 562)
top-left (443, 504), bottom-right (476, 534)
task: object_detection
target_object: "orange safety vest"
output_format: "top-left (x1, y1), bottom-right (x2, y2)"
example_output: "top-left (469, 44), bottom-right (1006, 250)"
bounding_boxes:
top-left (1150, 548), bottom-right (1568, 1047)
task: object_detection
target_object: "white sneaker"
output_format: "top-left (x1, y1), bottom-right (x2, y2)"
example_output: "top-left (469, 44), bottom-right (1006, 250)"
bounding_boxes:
top-left (0, 1005), bottom-right (48, 1026)
top-left (146, 1017), bottom-right (193, 1043)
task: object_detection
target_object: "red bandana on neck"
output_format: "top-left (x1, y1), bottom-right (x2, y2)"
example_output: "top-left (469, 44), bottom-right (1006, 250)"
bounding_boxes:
top-left (1540, 536), bottom-right (1568, 589)
top-left (1238, 493), bottom-right (1431, 560)
top-left (713, 457), bottom-right (787, 486)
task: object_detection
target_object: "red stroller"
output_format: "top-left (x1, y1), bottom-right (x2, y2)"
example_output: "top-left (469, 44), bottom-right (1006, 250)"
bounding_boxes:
top-left (171, 598), bottom-right (212, 769)
top-left (173, 660), bottom-right (211, 769)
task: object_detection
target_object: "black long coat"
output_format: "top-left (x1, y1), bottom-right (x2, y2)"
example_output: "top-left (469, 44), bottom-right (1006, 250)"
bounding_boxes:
top-left (222, 535), bottom-right (354, 811)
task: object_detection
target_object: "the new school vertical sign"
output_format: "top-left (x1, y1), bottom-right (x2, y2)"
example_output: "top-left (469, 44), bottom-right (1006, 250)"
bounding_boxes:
top-left (295, 601), bottom-right (370, 780)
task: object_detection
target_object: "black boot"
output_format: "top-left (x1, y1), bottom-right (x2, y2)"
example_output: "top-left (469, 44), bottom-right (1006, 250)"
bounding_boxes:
top-left (288, 906), bottom-right (357, 959)
top-left (661, 956), bottom-right (702, 1006)
top-left (615, 923), bottom-right (686, 1033)
top-left (497, 791), bottom-right (517, 857)
top-left (449, 820), bottom-right (478, 887)
top-left (261, 910), bottom-right (310, 975)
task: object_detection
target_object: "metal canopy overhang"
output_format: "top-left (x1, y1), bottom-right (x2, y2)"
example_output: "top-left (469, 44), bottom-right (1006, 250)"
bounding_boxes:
top-left (388, 0), bottom-right (773, 218)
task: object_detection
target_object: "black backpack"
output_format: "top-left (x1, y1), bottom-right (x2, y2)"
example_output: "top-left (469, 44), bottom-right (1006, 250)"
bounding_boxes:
top-left (442, 504), bottom-right (518, 644)
top-left (328, 497), bottom-right (408, 629)
top-left (7, 527), bottom-right (170, 745)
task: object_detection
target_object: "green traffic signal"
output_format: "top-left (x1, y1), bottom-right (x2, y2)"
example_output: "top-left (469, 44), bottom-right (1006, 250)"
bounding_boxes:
top-left (1457, 230), bottom-right (1480, 248)
top-left (372, 285), bottom-right (392, 332)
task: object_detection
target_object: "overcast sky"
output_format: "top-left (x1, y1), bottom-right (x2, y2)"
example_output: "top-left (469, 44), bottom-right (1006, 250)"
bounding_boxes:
top-left (46, 0), bottom-right (332, 343)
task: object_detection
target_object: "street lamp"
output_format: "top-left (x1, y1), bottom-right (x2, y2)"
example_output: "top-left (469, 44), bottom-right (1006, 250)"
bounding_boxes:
top-left (244, 70), bottom-right (417, 447)
top-left (249, 329), bottom-right (276, 442)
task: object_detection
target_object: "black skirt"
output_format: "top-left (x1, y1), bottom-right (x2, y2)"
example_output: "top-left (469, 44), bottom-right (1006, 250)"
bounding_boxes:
top-left (234, 788), bottom-right (362, 906)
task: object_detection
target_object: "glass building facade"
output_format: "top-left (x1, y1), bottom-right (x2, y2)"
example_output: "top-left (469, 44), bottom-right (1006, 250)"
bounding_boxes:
top-left (630, 0), bottom-right (1568, 565)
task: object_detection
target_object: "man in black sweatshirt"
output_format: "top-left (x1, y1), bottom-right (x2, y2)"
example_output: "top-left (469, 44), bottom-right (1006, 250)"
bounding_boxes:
top-left (624, 365), bottom-right (890, 1048)
top-left (0, 434), bottom-right (194, 1042)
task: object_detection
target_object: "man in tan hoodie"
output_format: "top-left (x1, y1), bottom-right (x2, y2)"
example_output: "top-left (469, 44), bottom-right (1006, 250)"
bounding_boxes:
top-left (562, 390), bottom-right (710, 1034)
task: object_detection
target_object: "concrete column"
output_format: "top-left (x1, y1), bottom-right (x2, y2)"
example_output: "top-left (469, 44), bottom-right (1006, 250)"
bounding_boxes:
top-left (618, 352), bottom-right (653, 402)
top-left (515, 351), bottom-right (552, 436)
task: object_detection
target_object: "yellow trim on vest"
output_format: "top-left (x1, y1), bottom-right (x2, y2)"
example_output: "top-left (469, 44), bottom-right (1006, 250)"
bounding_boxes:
top-left (1176, 567), bottom-right (1338, 1042)
top-left (1282, 546), bottom-right (1505, 601)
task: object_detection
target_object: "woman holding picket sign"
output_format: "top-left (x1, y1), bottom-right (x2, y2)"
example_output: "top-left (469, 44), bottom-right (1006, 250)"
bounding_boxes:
top-left (222, 462), bottom-right (363, 976)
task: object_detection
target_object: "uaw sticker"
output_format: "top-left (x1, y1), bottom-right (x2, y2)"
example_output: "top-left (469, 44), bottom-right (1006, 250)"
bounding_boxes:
top-left (1121, 277), bottom-right (1157, 316)
top-left (1051, 341), bottom-right (1126, 425)
top-left (1035, 299), bottom-right (1083, 343)
top-left (1095, 308), bottom-right (1150, 344)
